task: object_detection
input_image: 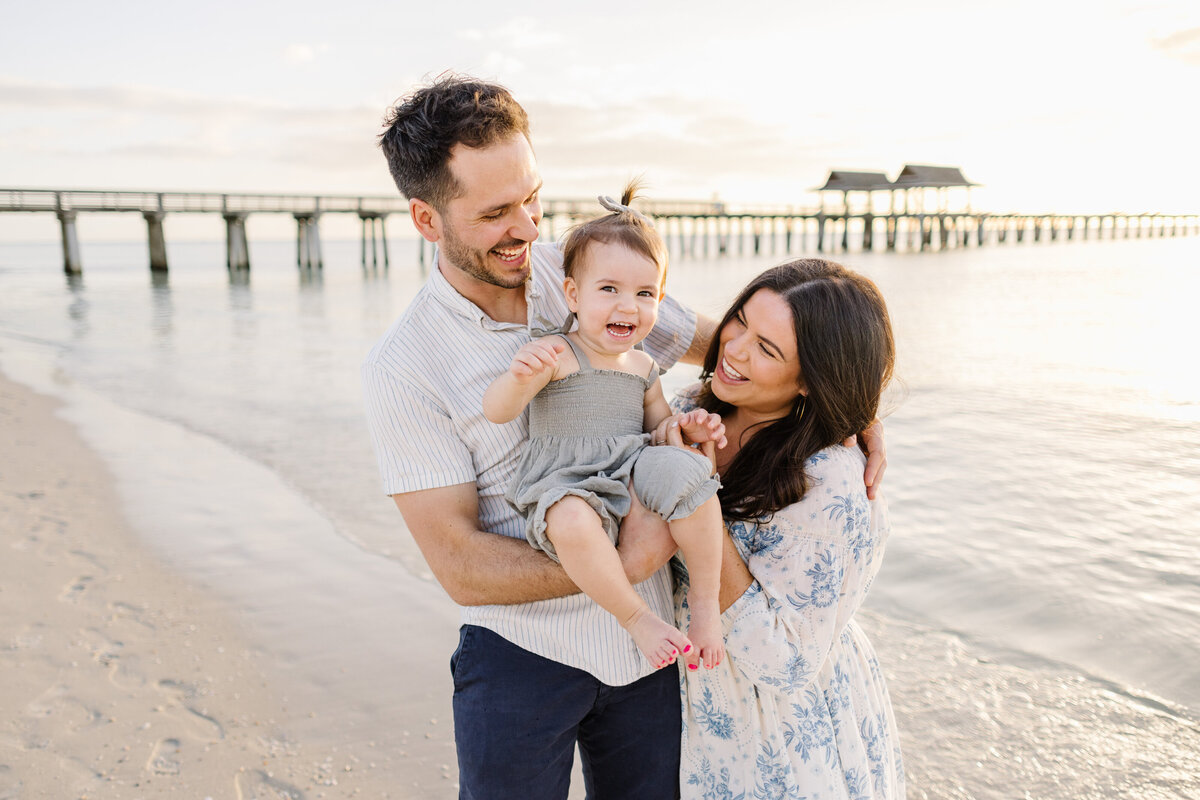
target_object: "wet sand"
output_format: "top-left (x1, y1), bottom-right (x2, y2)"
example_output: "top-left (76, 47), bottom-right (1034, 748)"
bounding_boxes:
top-left (0, 372), bottom-right (454, 799)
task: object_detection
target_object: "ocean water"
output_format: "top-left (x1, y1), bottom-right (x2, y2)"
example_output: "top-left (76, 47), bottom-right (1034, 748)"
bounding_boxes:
top-left (2, 230), bottom-right (1199, 798)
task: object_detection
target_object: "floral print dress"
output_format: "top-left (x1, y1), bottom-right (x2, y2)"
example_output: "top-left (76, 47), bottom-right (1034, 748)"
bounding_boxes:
top-left (675, 418), bottom-right (904, 799)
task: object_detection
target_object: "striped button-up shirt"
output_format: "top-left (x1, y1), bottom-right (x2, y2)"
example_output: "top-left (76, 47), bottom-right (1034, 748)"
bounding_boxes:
top-left (362, 242), bottom-right (697, 685)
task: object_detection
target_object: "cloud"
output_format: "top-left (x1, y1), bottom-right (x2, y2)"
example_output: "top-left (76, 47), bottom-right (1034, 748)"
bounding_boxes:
top-left (283, 43), bottom-right (330, 65)
top-left (456, 17), bottom-right (563, 48)
top-left (522, 96), bottom-right (842, 202)
top-left (0, 75), bottom-right (391, 190)
top-left (0, 76), bottom-right (262, 117)
top-left (1153, 26), bottom-right (1200, 64)
top-left (0, 76), bottom-right (378, 129)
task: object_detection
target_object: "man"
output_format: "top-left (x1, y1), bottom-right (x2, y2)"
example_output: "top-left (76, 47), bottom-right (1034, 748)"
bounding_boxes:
top-left (363, 74), bottom-right (885, 798)
top-left (363, 75), bottom-right (704, 799)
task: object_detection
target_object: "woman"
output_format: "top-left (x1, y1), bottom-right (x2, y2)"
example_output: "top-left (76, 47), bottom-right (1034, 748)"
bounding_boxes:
top-left (666, 258), bottom-right (903, 799)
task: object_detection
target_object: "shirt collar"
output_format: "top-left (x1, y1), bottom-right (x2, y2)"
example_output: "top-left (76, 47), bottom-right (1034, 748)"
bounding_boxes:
top-left (426, 246), bottom-right (548, 331)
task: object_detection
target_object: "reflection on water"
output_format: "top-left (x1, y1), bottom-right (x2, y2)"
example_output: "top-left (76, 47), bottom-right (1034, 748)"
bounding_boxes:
top-left (228, 265), bottom-right (251, 286)
top-left (150, 273), bottom-right (173, 344)
top-left (65, 273), bottom-right (90, 341)
top-left (299, 266), bottom-right (324, 288)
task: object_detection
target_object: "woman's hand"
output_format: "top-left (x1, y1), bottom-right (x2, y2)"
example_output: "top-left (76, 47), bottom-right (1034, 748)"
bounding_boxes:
top-left (676, 408), bottom-right (727, 450)
top-left (651, 410), bottom-right (726, 450)
top-left (664, 415), bottom-right (719, 475)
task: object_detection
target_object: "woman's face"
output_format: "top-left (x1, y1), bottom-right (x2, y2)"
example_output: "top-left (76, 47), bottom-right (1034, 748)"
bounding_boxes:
top-left (711, 289), bottom-right (805, 420)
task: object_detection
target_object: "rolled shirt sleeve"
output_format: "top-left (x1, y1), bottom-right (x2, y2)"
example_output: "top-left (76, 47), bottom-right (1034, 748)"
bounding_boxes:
top-left (644, 291), bottom-right (697, 371)
top-left (361, 359), bottom-right (476, 496)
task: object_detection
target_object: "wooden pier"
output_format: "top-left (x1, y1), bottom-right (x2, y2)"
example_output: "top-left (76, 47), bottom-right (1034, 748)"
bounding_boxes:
top-left (2, 187), bottom-right (1197, 275)
top-left (0, 189), bottom-right (409, 274)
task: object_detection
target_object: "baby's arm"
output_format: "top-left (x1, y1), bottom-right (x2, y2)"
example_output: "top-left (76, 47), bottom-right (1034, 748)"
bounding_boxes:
top-left (643, 378), bottom-right (676, 434)
top-left (482, 337), bottom-right (568, 424)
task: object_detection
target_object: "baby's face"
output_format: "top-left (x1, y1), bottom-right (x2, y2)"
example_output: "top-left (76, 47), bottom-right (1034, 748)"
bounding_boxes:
top-left (564, 241), bottom-right (665, 354)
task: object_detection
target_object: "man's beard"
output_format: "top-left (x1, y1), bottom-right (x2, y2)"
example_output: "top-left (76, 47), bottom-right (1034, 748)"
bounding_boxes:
top-left (440, 220), bottom-right (530, 289)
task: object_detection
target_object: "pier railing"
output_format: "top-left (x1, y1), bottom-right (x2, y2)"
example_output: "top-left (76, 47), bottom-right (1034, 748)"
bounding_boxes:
top-left (0, 188), bottom-right (414, 216)
top-left (2, 187), bottom-right (1196, 275)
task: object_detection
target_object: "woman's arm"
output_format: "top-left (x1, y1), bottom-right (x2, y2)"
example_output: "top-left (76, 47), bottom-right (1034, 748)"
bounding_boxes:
top-left (719, 530), bottom-right (754, 612)
top-left (718, 452), bottom-right (879, 696)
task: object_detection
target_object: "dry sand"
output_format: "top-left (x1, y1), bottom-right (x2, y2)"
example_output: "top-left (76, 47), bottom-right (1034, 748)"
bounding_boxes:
top-left (0, 373), bottom-right (426, 799)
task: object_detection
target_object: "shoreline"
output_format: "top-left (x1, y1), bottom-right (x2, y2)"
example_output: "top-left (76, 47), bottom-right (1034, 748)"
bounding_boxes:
top-left (0, 370), bottom-right (454, 798)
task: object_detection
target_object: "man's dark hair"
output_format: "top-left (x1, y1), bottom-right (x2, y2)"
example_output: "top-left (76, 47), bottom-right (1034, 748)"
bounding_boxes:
top-left (378, 74), bottom-right (531, 211)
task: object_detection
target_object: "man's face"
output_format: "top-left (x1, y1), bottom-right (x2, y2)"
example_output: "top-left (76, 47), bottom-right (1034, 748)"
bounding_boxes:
top-left (436, 133), bottom-right (543, 289)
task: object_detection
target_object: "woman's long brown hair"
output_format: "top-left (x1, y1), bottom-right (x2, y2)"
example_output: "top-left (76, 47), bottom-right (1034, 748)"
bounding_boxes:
top-left (696, 258), bottom-right (895, 523)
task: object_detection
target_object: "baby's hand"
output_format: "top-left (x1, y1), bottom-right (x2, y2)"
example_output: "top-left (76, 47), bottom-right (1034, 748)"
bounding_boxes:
top-left (675, 409), bottom-right (727, 450)
top-left (510, 338), bottom-right (567, 383)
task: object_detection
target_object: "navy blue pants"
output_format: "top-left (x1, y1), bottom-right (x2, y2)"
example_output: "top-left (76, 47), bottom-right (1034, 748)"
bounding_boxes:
top-left (451, 625), bottom-right (681, 799)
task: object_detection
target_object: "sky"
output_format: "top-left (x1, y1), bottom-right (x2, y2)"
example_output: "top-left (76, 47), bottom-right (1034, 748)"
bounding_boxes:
top-left (1, 0), bottom-right (1198, 241)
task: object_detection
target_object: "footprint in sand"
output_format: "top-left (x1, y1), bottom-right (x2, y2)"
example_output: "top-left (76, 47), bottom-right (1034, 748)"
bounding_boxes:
top-left (155, 679), bottom-right (226, 740)
top-left (146, 737), bottom-right (182, 775)
top-left (58, 575), bottom-right (93, 603)
top-left (83, 627), bottom-right (123, 667)
top-left (107, 600), bottom-right (154, 629)
top-left (80, 627), bottom-right (144, 690)
top-left (234, 768), bottom-right (306, 800)
top-left (24, 683), bottom-right (106, 734)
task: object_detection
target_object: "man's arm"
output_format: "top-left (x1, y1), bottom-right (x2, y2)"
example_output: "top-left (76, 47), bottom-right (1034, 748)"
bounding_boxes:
top-left (393, 483), bottom-right (677, 606)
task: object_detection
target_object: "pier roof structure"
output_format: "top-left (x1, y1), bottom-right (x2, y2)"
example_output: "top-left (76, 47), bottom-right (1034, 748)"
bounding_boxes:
top-left (811, 171), bottom-right (893, 192)
top-left (890, 164), bottom-right (979, 189)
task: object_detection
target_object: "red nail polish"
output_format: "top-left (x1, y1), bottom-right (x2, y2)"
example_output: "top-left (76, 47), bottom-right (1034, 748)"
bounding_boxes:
top-left (683, 644), bottom-right (692, 654)
top-left (688, 663), bottom-right (698, 671)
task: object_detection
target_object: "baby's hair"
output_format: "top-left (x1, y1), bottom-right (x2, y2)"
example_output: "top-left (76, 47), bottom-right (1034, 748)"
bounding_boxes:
top-left (561, 179), bottom-right (669, 287)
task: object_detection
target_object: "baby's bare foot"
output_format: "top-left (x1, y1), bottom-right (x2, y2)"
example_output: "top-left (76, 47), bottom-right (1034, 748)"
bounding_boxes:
top-left (685, 598), bottom-right (724, 670)
top-left (623, 607), bottom-right (692, 669)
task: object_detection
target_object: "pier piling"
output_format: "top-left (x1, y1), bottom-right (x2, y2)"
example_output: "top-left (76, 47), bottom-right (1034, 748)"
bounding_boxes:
top-left (294, 213), bottom-right (323, 270)
top-left (144, 211), bottom-right (168, 272)
top-left (56, 210), bottom-right (82, 275)
top-left (359, 212), bottom-right (389, 270)
top-left (223, 213), bottom-right (250, 271)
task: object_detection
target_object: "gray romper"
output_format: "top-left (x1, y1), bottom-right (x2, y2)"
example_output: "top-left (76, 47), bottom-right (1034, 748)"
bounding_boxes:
top-left (506, 332), bottom-right (720, 562)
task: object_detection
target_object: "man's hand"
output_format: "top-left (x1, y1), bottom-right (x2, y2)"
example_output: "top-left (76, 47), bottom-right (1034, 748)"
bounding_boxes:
top-left (843, 418), bottom-right (887, 500)
top-left (617, 488), bottom-right (678, 584)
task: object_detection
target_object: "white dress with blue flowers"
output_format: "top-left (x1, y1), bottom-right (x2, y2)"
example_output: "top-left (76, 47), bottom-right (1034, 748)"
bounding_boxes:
top-left (675, 407), bottom-right (904, 798)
